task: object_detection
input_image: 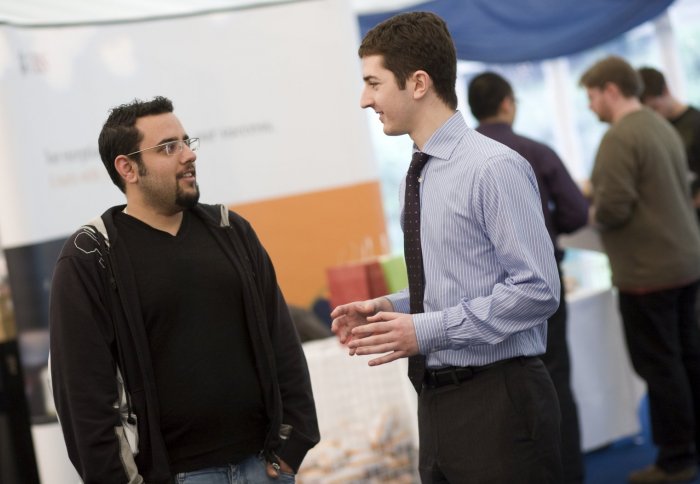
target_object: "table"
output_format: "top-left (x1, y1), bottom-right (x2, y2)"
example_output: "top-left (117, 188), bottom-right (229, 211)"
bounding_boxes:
top-left (563, 247), bottom-right (646, 451)
top-left (567, 285), bottom-right (646, 450)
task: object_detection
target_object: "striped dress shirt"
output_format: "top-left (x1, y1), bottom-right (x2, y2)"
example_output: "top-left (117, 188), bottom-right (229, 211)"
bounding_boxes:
top-left (386, 112), bottom-right (560, 369)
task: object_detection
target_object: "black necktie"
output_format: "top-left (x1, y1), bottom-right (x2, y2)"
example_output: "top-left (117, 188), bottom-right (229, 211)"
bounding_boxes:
top-left (405, 151), bottom-right (430, 393)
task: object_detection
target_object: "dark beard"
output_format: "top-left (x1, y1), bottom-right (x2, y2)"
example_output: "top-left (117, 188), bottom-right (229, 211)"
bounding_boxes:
top-left (176, 182), bottom-right (200, 209)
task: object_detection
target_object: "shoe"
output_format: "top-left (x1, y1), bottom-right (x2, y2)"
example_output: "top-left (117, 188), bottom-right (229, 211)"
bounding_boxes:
top-left (628, 464), bottom-right (698, 483)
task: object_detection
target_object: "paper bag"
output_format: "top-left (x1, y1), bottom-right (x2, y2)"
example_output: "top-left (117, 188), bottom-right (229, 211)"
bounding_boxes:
top-left (326, 260), bottom-right (389, 309)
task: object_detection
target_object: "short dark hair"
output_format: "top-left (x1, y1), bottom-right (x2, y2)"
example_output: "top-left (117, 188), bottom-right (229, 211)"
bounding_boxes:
top-left (638, 67), bottom-right (667, 100)
top-left (98, 96), bottom-right (174, 192)
top-left (468, 72), bottom-right (513, 121)
top-left (359, 11), bottom-right (458, 110)
top-left (578, 56), bottom-right (642, 98)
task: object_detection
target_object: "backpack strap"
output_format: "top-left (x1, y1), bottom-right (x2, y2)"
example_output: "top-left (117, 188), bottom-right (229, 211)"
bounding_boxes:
top-left (80, 215), bottom-right (110, 247)
top-left (219, 204), bottom-right (230, 228)
top-left (82, 214), bottom-right (139, 453)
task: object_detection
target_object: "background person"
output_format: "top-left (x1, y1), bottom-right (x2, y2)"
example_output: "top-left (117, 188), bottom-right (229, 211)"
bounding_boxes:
top-left (468, 70), bottom-right (588, 484)
top-left (580, 56), bottom-right (700, 484)
top-left (638, 66), bottom-right (700, 218)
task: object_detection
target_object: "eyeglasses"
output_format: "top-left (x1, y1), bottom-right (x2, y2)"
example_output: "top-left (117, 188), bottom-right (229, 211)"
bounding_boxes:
top-left (127, 137), bottom-right (199, 157)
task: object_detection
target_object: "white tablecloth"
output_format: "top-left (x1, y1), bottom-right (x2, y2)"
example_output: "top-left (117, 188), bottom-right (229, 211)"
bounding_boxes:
top-left (561, 242), bottom-right (647, 451)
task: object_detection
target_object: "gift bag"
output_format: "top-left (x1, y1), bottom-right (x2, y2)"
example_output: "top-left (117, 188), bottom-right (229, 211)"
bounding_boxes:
top-left (326, 260), bottom-right (389, 309)
top-left (379, 254), bottom-right (408, 294)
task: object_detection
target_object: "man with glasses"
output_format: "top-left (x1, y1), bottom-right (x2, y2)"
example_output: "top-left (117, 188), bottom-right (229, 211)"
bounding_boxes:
top-left (49, 96), bottom-right (319, 483)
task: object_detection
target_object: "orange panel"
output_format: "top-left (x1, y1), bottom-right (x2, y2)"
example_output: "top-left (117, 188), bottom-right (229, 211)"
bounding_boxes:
top-left (230, 181), bottom-right (388, 308)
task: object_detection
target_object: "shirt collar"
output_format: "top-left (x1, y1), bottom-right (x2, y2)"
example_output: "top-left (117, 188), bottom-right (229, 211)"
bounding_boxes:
top-left (414, 111), bottom-right (468, 161)
top-left (476, 122), bottom-right (514, 136)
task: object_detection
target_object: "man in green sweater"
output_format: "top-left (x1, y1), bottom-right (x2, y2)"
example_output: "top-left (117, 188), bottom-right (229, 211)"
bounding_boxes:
top-left (580, 56), bottom-right (700, 484)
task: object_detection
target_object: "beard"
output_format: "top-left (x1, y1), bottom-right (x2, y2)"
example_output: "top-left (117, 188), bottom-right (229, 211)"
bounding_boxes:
top-left (135, 161), bottom-right (200, 213)
top-left (175, 182), bottom-right (200, 209)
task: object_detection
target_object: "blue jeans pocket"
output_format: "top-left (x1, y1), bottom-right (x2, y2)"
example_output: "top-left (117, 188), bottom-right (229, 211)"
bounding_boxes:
top-left (176, 466), bottom-right (229, 484)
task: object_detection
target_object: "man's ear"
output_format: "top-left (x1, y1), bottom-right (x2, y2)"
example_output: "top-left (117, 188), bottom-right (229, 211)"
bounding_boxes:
top-left (115, 155), bottom-right (138, 185)
top-left (500, 96), bottom-right (515, 115)
top-left (603, 81), bottom-right (621, 98)
top-left (411, 70), bottom-right (432, 100)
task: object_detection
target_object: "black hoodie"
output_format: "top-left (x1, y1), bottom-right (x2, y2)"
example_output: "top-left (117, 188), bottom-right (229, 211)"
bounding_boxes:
top-left (49, 204), bottom-right (319, 483)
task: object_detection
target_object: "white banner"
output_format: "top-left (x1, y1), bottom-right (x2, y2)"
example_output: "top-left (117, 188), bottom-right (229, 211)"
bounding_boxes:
top-left (0, 0), bottom-right (377, 248)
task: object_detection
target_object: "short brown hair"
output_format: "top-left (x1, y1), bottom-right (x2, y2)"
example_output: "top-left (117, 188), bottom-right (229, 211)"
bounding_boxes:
top-left (579, 56), bottom-right (642, 98)
top-left (359, 11), bottom-right (458, 110)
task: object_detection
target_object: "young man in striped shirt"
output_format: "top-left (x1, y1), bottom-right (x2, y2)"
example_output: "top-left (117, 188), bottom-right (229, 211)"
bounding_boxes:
top-left (332, 11), bottom-right (562, 483)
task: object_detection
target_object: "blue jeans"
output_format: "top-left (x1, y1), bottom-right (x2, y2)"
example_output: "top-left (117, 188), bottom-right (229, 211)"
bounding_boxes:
top-left (174, 453), bottom-right (295, 484)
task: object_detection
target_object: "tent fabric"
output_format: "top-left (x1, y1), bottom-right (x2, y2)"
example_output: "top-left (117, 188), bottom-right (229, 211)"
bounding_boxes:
top-left (357, 0), bottom-right (675, 63)
top-left (0, 1), bottom-right (421, 26)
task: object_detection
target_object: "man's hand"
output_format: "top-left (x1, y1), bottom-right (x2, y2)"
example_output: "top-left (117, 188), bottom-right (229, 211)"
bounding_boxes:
top-left (580, 178), bottom-right (593, 200)
top-left (347, 311), bottom-right (419, 366)
top-left (331, 298), bottom-right (391, 354)
top-left (266, 457), bottom-right (293, 478)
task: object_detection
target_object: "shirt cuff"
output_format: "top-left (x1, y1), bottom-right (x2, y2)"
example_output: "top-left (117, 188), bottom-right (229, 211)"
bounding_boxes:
top-left (413, 311), bottom-right (449, 355)
top-left (385, 291), bottom-right (410, 314)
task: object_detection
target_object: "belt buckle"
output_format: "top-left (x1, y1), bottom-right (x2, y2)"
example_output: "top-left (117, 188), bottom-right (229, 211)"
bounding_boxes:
top-left (450, 367), bottom-right (473, 385)
top-left (430, 366), bottom-right (474, 387)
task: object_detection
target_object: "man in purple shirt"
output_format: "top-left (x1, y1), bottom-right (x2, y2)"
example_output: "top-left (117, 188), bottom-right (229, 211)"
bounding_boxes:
top-left (469, 71), bottom-right (589, 484)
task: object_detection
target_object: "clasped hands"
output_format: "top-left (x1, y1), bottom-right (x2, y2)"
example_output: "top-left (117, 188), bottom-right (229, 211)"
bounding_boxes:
top-left (330, 298), bottom-right (419, 366)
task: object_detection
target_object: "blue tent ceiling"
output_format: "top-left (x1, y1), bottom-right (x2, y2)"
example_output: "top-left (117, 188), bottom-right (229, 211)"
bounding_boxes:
top-left (358, 0), bottom-right (676, 63)
top-left (0, 1), bottom-right (676, 63)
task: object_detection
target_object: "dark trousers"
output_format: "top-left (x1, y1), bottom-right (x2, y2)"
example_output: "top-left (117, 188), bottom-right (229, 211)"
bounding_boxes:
top-left (618, 281), bottom-right (700, 471)
top-left (417, 357), bottom-right (562, 483)
top-left (540, 278), bottom-right (584, 484)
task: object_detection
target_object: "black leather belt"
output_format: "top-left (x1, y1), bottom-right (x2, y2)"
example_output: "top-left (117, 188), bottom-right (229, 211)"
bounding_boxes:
top-left (424, 356), bottom-right (530, 388)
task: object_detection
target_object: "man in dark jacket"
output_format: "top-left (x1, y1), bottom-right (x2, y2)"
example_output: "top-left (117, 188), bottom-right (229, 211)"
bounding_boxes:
top-left (49, 96), bottom-right (319, 483)
top-left (468, 71), bottom-right (589, 484)
top-left (638, 66), bottom-right (700, 220)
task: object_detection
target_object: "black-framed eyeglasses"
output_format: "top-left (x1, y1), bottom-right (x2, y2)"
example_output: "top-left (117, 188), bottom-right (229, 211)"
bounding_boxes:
top-left (127, 137), bottom-right (199, 157)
